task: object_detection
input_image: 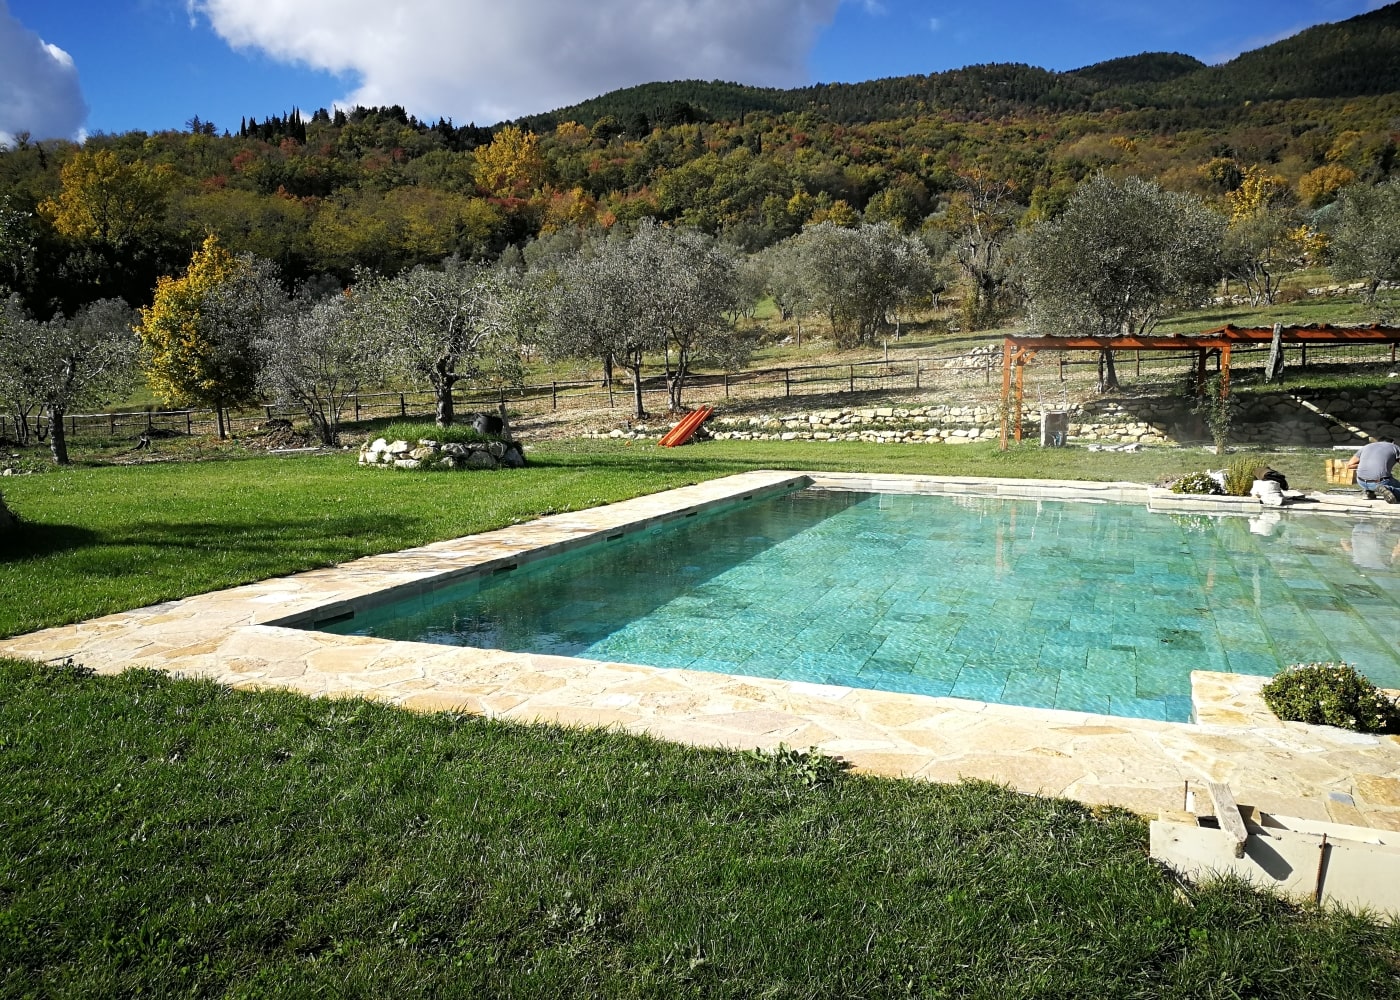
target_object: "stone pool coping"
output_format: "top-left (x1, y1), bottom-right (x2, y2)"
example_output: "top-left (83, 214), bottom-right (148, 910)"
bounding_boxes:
top-left (4, 470), bottom-right (1400, 829)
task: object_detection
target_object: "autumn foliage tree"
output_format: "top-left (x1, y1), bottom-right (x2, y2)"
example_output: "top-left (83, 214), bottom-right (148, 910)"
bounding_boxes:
top-left (138, 235), bottom-right (286, 437)
top-left (474, 126), bottom-right (546, 199)
top-left (40, 149), bottom-right (173, 255)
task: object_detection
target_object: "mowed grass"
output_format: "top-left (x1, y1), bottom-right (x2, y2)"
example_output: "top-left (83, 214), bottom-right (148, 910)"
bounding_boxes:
top-left (3, 659), bottom-right (1398, 999)
top-left (0, 439), bottom-right (1323, 638)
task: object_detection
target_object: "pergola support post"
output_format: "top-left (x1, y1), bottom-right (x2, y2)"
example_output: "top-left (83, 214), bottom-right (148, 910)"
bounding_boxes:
top-left (999, 338), bottom-right (1014, 450)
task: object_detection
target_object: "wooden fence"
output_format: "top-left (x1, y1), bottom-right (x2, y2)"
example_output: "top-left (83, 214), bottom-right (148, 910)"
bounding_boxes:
top-left (7, 338), bottom-right (1398, 445)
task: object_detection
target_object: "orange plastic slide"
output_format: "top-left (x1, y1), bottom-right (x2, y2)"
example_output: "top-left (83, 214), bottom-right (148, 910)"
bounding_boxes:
top-left (657, 406), bottom-right (714, 447)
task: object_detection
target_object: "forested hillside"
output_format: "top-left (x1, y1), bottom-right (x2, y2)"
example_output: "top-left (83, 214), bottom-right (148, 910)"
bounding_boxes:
top-left (518, 3), bottom-right (1400, 129)
top-left (0, 3), bottom-right (1398, 318)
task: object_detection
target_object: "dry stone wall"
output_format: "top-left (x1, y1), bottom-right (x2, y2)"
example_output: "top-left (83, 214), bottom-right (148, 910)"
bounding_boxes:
top-left (586, 385), bottom-right (1400, 448)
top-left (359, 437), bottom-right (526, 470)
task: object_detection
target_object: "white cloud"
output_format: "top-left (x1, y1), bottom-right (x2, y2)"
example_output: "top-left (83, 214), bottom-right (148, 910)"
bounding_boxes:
top-left (0, 0), bottom-right (88, 144)
top-left (928, 16), bottom-right (942, 32)
top-left (189, 0), bottom-right (842, 124)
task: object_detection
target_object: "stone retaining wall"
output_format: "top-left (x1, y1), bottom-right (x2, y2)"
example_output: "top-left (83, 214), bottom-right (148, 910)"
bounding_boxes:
top-left (588, 385), bottom-right (1400, 448)
top-left (359, 436), bottom-right (526, 470)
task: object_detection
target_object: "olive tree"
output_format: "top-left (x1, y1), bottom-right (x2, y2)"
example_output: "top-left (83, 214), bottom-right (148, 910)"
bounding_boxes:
top-left (258, 292), bottom-right (378, 445)
top-left (540, 229), bottom-right (664, 420)
top-left (356, 259), bottom-right (520, 428)
top-left (538, 222), bottom-right (745, 419)
top-left (1019, 174), bottom-right (1224, 391)
top-left (0, 296), bottom-right (43, 445)
top-left (1330, 180), bottom-right (1400, 311)
top-left (781, 222), bottom-right (936, 347)
top-left (943, 171), bottom-right (1023, 331)
top-left (628, 223), bottom-right (747, 411)
top-left (0, 297), bottom-right (139, 464)
top-left (1223, 204), bottom-right (1304, 306)
top-left (759, 237), bottom-right (817, 344)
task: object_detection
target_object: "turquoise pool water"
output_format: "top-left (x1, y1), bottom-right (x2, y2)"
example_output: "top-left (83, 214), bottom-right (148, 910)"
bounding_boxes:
top-left (318, 489), bottom-right (1400, 722)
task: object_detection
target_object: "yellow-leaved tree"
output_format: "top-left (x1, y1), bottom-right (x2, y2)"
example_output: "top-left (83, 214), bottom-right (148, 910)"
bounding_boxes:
top-left (40, 148), bottom-right (172, 253)
top-left (139, 234), bottom-right (286, 438)
top-left (1222, 165), bottom-right (1302, 306)
top-left (473, 126), bottom-right (545, 199)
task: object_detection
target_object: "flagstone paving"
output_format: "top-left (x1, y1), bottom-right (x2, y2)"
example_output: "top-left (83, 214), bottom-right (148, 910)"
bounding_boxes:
top-left (4, 470), bottom-right (1399, 830)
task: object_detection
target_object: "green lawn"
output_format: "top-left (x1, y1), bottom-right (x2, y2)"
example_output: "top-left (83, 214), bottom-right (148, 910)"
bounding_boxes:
top-left (3, 658), bottom-right (1397, 998)
top-left (5, 441), bottom-right (1396, 998)
top-left (0, 439), bottom-right (1321, 639)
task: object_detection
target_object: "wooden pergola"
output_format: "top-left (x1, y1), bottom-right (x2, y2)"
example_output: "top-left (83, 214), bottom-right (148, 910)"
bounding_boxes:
top-left (999, 323), bottom-right (1400, 449)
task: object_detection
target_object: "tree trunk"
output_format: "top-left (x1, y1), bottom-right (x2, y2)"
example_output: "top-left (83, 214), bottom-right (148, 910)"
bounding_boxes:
top-left (602, 354), bottom-right (614, 388)
top-left (624, 365), bottom-right (647, 420)
top-left (1097, 351), bottom-right (1120, 392)
top-left (215, 405), bottom-right (227, 440)
top-left (310, 406), bottom-right (335, 445)
top-left (49, 406), bottom-right (70, 465)
top-left (668, 359), bottom-right (689, 411)
top-left (435, 384), bottom-right (455, 427)
top-left (432, 355), bottom-right (457, 427)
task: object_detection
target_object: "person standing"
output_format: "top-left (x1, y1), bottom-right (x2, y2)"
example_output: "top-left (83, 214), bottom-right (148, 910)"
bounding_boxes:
top-left (1346, 437), bottom-right (1400, 501)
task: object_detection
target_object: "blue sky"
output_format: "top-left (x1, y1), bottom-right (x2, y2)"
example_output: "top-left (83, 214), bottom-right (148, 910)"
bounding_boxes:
top-left (0, 0), bottom-right (1390, 143)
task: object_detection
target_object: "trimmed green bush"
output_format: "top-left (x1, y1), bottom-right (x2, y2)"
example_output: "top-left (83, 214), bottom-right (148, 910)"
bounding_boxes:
top-left (375, 420), bottom-right (499, 445)
top-left (1261, 662), bottom-right (1400, 733)
top-left (1169, 471), bottom-right (1222, 495)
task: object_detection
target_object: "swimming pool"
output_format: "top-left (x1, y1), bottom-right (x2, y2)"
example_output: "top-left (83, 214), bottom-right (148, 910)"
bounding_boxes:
top-left (315, 488), bottom-right (1400, 722)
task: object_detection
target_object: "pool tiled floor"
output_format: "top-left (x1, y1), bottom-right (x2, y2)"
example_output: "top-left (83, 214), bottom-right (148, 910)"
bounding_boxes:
top-left (4, 471), bottom-right (1400, 829)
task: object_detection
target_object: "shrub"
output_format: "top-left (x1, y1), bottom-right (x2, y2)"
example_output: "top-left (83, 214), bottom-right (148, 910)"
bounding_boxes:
top-left (1261, 662), bottom-right (1400, 733)
top-left (1193, 374), bottom-right (1232, 453)
top-left (1222, 456), bottom-right (1258, 497)
top-left (1169, 471), bottom-right (1222, 495)
top-left (375, 421), bottom-right (497, 446)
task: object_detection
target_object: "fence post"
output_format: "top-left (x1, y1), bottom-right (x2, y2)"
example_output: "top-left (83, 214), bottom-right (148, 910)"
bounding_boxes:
top-left (785, 369), bottom-right (791, 398)
top-left (724, 373), bottom-right (730, 398)
top-left (849, 365), bottom-right (854, 392)
top-left (552, 382), bottom-right (558, 410)
top-left (400, 393), bottom-right (407, 417)
top-left (264, 405), bottom-right (273, 419)
top-left (354, 396), bottom-right (360, 422)
top-left (109, 413), bottom-right (116, 435)
top-left (608, 380), bottom-right (614, 407)
top-left (914, 359), bottom-right (921, 389)
top-left (186, 412), bottom-right (192, 434)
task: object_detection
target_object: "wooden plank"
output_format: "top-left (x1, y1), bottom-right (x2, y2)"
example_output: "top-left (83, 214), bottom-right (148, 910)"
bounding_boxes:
top-left (1003, 324), bottom-right (1400, 354)
top-left (1206, 781), bottom-right (1250, 856)
top-left (1150, 817), bottom-right (1400, 921)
